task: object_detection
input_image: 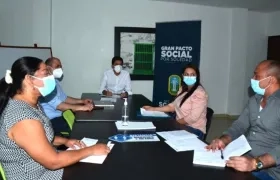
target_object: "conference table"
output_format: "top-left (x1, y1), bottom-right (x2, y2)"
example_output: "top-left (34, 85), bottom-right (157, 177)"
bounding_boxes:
top-left (62, 93), bottom-right (257, 180)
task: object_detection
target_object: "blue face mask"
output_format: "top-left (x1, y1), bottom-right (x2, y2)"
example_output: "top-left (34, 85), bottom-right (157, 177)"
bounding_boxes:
top-left (183, 76), bottom-right (196, 86)
top-left (250, 77), bottom-right (270, 96)
top-left (33, 75), bottom-right (56, 96)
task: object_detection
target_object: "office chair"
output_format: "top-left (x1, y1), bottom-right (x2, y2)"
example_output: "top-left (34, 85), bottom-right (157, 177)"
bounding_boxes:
top-left (204, 107), bottom-right (214, 141)
top-left (60, 109), bottom-right (75, 136)
top-left (0, 163), bottom-right (6, 180)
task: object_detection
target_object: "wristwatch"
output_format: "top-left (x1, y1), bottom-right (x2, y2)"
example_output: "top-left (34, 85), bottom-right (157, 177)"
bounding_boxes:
top-left (255, 157), bottom-right (264, 170)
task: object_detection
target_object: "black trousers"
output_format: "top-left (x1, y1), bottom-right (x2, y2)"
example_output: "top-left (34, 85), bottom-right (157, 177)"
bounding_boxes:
top-left (50, 116), bottom-right (71, 136)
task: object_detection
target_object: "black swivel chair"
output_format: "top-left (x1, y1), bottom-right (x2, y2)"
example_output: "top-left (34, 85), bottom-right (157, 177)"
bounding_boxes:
top-left (204, 107), bottom-right (214, 141)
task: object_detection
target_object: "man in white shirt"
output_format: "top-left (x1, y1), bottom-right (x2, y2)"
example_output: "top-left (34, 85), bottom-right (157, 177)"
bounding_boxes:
top-left (99, 56), bottom-right (132, 98)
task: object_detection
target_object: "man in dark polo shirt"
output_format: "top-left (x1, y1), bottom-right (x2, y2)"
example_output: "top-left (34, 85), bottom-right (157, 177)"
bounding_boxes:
top-left (207, 60), bottom-right (280, 180)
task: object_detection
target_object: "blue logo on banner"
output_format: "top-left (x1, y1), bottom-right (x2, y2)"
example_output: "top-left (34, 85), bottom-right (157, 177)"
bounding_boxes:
top-left (168, 75), bottom-right (181, 96)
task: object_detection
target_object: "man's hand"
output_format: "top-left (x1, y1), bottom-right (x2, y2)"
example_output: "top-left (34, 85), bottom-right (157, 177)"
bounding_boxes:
top-left (78, 104), bottom-right (94, 111)
top-left (120, 92), bottom-right (128, 98)
top-left (83, 99), bottom-right (93, 105)
top-left (226, 156), bottom-right (256, 172)
top-left (205, 138), bottom-right (226, 151)
top-left (102, 90), bottom-right (113, 96)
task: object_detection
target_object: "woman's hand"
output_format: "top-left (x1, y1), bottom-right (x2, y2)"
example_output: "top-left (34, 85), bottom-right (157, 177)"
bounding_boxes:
top-left (65, 139), bottom-right (86, 149)
top-left (142, 106), bottom-right (155, 111)
top-left (89, 144), bottom-right (111, 155)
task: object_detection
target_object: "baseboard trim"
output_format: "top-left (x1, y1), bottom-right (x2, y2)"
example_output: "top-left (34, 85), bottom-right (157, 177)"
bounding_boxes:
top-left (213, 114), bottom-right (239, 120)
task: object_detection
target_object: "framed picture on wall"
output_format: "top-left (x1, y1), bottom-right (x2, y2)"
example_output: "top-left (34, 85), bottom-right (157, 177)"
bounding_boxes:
top-left (114, 27), bottom-right (156, 80)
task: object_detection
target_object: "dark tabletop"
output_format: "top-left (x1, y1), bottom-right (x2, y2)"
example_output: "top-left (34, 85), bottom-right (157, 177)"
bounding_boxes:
top-left (62, 94), bottom-right (256, 180)
top-left (75, 93), bottom-right (168, 121)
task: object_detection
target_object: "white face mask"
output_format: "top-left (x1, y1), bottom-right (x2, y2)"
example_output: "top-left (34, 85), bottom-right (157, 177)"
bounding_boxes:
top-left (32, 75), bottom-right (56, 97)
top-left (53, 68), bottom-right (63, 78)
top-left (114, 65), bottom-right (122, 73)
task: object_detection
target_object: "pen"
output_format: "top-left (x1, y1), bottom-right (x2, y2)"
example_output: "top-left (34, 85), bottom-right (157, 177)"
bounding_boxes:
top-left (220, 150), bottom-right (224, 159)
top-left (107, 141), bottom-right (111, 147)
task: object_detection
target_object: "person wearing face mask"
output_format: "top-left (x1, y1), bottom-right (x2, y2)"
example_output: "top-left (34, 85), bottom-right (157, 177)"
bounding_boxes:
top-left (99, 56), bottom-right (132, 98)
top-left (39, 57), bottom-right (94, 136)
top-left (206, 60), bottom-right (280, 180)
top-left (0, 57), bottom-right (110, 180)
top-left (143, 64), bottom-right (208, 139)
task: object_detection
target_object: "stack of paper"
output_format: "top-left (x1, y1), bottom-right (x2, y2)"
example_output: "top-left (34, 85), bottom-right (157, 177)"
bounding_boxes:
top-left (112, 94), bottom-right (121, 98)
top-left (165, 138), bottom-right (207, 152)
top-left (140, 108), bottom-right (169, 117)
top-left (100, 97), bottom-right (117, 103)
top-left (94, 101), bottom-right (114, 107)
top-left (157, 130), bottom-right (200, 152)
top-left (157, 130), bottom-right (198, 140)
top-left (67, 137), bottom-right (114, 164)
top-left (115, 121), bottom-right (156, 130)
top-left (193, 135), bottom-right (251, 167)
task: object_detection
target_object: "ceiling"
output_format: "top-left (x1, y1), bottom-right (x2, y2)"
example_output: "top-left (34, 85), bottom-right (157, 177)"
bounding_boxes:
top-left (153, 0), bottom-right (280, 12)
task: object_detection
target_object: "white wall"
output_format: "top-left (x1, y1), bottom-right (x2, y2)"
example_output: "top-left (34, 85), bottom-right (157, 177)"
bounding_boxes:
top-left (266, 11), bottom-right (280, 36)
top-left (226, 9), bottom-right (248, 114)
top-left (226, 10), bottom-right (268, 114)
top-left (243, 11), bottom-right (268, 105)
top-left (51, 0), bottom-right (232, 114)
top-left (0, 0), bottom-right (269, 115)
top-left (0, 0), bottom-right (51, 46)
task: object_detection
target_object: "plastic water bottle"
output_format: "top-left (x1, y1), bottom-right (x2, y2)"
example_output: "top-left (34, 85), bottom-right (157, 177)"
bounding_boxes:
top-left (122, 98), bottom-right (129, 126)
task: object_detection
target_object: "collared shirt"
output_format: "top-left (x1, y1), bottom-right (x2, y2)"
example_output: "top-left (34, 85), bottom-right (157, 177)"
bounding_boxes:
top-left (224, 89), bottom-right (280, 180)
top-left (170, 86), bottom-right (208, 133)
top-left (39, 80), bottom-right (67, 120)
top-left (99, 69), bottom-right (132, 95)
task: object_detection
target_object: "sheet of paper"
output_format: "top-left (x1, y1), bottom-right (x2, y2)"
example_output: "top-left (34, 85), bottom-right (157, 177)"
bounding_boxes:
top-left (193, 151), bottom-right (226, 167)
top-left (67, 138), bottom-right (114, 164)
top-left (193, 135), bottom-right (251, 167)
top-left (140, 108), bottom-right (169, 117)
top-left (115, 121), bottom-right (156, 130)
top-left (157, 130), bottom-right (197, 140)
top-left (223, 135), bottom-right (251, 160)
top-left (79, 144), bottom-right (114, 164)
top-left (67, 138), bottom-right (98, 150)
top-left (81, 137), bottom-right (98, 146)
top-left (165, 138), bottom-right (207, 152)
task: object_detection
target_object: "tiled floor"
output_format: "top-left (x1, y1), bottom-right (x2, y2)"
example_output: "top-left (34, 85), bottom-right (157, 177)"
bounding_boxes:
top-left (205, 118), bottom-right (235, 143)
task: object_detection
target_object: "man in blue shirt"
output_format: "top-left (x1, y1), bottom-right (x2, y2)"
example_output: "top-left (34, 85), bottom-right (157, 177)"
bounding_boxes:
top-left (40, 57), bottom-right (94, 135)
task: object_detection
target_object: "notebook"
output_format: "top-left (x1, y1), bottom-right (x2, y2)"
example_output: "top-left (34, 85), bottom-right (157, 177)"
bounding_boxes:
top-left (94, 101), bottom-right (114, 107)
top-left (140, 108), bottom-right (169, 117)
top-left (100, 94), bottom-right (121, 98)
top-left (157, 130), bottom-right (197, 140)
top-left (67, 137), bottom-right (114, 164)
top-left (165, 138), bottom-right (207, 152)
top-left (100, 97), bottom-right (117, 103)
top-left (137, 111), bottom-right (170, 118)
top-left (115, 121), bottom-right (156, 130)
top-left (193, 135), bottom-right (251, 167)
